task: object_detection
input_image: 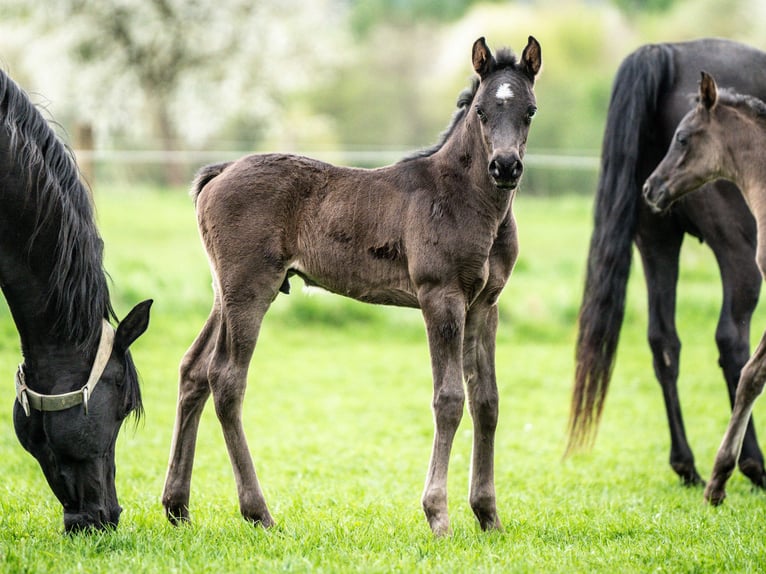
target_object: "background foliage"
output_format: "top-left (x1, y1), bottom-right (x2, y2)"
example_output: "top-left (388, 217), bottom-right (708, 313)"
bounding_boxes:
top-left (0, 0), bottom-right (765, 188)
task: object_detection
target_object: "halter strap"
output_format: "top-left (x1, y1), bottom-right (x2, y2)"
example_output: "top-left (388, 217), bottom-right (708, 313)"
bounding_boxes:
top-left (15, 319), bottom-right (115, 416)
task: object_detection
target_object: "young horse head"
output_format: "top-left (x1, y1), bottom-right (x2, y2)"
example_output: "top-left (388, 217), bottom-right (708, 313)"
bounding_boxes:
top-left (0, 70), bottom-right (152, 532)
top-left (644, 72), bottom-right (766, 506)
top-left (163, 36), bottom-right (541, 536)
top-left (644, 71), bottom-right (766, 214)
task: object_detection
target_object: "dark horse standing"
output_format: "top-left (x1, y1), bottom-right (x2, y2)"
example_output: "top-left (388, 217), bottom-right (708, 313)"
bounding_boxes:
top-left (567, 39), bottom-right (766, 488)
top-left (162, 36), bottom-right (541, 536)
top-left (0, 70), bottom-right (152, 531)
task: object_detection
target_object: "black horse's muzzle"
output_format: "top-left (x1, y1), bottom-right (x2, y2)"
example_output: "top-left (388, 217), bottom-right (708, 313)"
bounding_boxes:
top-left (488, 153), bottom-right (523, 190)
top-left (64, 504), bottom-right (122, 533)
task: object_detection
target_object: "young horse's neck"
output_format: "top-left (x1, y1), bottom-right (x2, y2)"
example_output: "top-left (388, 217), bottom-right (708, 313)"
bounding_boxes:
top-left (433, 116), bottom-right (514, 216)
top-left (723, 111), bottom-right (766, 224)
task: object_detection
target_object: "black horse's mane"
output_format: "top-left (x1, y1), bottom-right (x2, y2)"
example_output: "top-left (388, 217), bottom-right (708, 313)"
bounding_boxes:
top-left (0, 70), bottom-right (115, 351)
top-left (403, 48), bottom-right (520, 162)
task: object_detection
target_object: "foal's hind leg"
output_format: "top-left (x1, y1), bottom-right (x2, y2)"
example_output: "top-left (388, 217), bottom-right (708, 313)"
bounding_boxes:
top-left (463, 300), bottom-right (502, 531)
top-left (206, 264), bottom-right (289, 527)
top-left (706, 331), bottom-right (766, 505)
top-left (163, 305), bottom-right (219, 524)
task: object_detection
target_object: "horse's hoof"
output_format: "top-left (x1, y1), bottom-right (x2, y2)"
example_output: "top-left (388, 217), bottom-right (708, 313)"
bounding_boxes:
top-left (739, 458), bottom-right (766, 489)
top-left (672, 462), bottom-right (705, 487)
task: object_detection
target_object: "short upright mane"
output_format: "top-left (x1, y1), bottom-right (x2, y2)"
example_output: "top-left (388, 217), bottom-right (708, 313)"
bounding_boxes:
top-left (717, 88), bottom-right (766, 120)
top-left (403, 48), bottom-right (520, 161)
top-left (0, 70), bottom-right (113, 349)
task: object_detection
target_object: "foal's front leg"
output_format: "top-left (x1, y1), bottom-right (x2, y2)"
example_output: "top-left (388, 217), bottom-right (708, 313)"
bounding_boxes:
top-left (419, 287), bottom-right (467, 536)
top-left (706, 331), bottom-right (766, 505)
top-left (463, 302), bottom-right (502, 531)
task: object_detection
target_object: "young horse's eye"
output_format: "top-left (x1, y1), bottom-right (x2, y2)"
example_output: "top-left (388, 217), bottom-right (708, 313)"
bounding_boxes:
top-left (676, 132), bottom-right (688, 146)
top-left (526, 106), bottom-right (537, 124)
top-left (476, 106), bottom-right (488, 124)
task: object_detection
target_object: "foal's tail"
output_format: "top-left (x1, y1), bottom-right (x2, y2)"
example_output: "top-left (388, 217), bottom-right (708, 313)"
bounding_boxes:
top-left (190, 162), bottom-right (233, 204)
top-left (565, 43), bottom-right (676, 455)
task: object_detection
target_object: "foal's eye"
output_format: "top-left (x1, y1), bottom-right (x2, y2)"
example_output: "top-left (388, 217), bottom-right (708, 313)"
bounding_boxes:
top-left (676, 132), bottom-right (689, 146)
top-left (526, 106), bottom-right (537, 124)
top-left (476, 106), bottom-right (488, 123)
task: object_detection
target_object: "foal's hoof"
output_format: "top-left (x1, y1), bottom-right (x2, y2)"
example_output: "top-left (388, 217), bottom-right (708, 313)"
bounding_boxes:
top-left (704, 483), bottom-right (727, 506)
top-left (165, 505), bottom-right (190, 526)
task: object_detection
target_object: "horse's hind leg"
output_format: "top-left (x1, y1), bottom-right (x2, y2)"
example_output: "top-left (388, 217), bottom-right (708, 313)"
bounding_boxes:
top-left (163, 304), bottom-right (220, 524)
top-left (636, 228), bottom-right (703, 485)
top-left (463, 301), bottom-right (502, 531)
top-left (706, 330), bottom-right (766, 505)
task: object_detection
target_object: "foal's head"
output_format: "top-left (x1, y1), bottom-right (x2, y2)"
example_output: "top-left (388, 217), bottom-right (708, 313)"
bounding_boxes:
top-left (644, 71), bottom-right (766, 212)
top-left (470, 36), bottom-right (541, 190)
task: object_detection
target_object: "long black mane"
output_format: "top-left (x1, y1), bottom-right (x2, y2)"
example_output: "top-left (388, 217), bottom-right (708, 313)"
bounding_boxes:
top-left (0, 70), bottom-right (114, 350)
top-left (404, 48), bottom-right (520, 162)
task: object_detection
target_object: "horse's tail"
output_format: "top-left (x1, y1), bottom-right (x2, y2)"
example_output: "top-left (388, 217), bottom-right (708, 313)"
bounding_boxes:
top-left (565, 43), bottom-right (676, 455)
top-left (190, 162), bottom-right (233, 204)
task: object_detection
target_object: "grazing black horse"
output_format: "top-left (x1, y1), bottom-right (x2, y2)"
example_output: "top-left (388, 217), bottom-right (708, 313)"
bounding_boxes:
top-left (567, 39), bottom-right (766, 488)
top-left (0, 69), bottom-right (152, 532)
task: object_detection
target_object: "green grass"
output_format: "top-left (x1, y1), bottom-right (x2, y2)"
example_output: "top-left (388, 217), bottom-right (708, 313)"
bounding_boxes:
top-left (1, 187), bottom-right (765, 572)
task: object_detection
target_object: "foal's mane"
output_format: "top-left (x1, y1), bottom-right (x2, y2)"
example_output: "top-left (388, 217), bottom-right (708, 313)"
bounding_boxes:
top-left (403, 48), bottom-right (520, 162)
top-left (715, 88), bottom-right (766, 121)
top-left (0, 70), bottom-right (114, 350)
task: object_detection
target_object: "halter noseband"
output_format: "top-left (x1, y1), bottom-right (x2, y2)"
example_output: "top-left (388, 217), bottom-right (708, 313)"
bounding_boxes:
top-left (15, 320), bottom-right (115, 416)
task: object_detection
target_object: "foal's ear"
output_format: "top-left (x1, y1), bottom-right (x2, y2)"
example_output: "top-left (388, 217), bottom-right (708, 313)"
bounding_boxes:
top-left (521, 36), bottom-right (542, 82)
top-left (472, 37), bottom-right (495, 79)
top-left (114, 299), bottom-right (153, 354)
top-left (699, 71), bottom-right (718, 111)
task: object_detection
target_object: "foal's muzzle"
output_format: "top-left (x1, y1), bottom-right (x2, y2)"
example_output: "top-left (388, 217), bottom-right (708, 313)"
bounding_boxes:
top-left (642, 177), bottom-right (672, 213)
top-left (488, 153), bottom-right (523, 190)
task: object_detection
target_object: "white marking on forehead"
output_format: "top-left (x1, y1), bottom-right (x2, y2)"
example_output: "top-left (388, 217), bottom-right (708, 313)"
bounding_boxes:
top-left (495, 83), bottom-right (514, 101)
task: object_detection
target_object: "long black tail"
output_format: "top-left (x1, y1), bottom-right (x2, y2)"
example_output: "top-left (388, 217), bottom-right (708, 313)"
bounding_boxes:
top-left (190, 162), bottom-right (233, 204)
top-left (566, 43), bottom-right (676, 454)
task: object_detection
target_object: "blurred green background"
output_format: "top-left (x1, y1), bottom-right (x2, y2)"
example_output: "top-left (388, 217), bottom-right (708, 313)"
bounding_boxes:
top-left (1, 0), bottom-right (764, 192)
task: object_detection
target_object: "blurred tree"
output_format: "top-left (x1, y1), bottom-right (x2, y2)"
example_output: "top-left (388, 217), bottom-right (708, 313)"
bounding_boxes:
top-left (349, 0), bottom-right (496, 36)
top-left (2, 0), bottom-right (345, 185)
top-left (46, 0), bottom-right (255, 185)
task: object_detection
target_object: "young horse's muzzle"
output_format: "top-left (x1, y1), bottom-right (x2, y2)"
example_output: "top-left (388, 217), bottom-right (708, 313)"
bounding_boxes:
top-left (488, 152), bottom-right (523, 189)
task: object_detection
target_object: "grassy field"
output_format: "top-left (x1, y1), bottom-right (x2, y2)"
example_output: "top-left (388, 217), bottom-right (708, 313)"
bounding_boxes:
top-left (1, 187), bottom-right (766, 572)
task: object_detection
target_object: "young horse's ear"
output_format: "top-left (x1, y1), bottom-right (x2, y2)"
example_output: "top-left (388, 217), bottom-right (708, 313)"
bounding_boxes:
top-left (114, 299), bottom-right (153, 354)
top-left (472, 37), bottom-right (495, 79)
top-left (699, 71), bottom-right (718, 111)
top-left (521, 36), bottom-right (542, 82)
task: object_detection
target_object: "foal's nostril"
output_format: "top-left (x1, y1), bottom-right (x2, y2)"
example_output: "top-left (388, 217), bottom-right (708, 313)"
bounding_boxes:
top-left (489, 159), bottom-right (502, 180)
top-left (510, 159), bottom-right (523, 180)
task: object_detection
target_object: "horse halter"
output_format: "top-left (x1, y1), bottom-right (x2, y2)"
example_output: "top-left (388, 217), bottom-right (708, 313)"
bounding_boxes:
top-left (15, 320), bottom-right (115, 417)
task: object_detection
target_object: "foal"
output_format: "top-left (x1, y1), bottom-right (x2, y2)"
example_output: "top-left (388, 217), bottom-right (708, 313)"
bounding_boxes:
top-left (162, 36), bottom-right (541, 535)
top-left (644, 72), bottom-right (766, 505)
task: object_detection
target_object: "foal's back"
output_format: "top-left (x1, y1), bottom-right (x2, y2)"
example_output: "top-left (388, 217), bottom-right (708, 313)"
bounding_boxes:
top-left (196, 153), bottom-right (435, 307)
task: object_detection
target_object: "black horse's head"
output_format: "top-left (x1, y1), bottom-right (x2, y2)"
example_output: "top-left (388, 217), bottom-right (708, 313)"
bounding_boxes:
top-left (12, 301), bottom-right (151, 533)
top-left (470, 36), bottom-right (541, 190)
